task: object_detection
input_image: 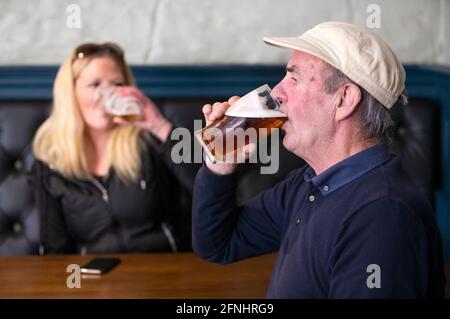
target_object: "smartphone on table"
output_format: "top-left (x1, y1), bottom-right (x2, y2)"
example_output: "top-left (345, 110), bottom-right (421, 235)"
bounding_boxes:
top-left (81, 257), bottom-right (121, 275)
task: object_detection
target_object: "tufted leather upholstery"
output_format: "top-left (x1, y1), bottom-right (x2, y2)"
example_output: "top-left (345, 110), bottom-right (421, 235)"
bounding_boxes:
top-left (390, 98), bottom-right (440, 202)
top-left (0, 97), bottom-right (441, 255)
top-left (0, 101), bottom-right (48, 255)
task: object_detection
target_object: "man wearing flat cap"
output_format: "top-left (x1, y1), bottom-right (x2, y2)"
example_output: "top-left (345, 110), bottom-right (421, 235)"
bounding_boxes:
top-left (192, 21), bottom-right (445, 298)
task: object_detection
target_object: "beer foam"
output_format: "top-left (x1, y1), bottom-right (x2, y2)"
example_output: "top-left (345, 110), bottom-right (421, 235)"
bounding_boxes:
top-left (225, 85), bottom-right (286, 118)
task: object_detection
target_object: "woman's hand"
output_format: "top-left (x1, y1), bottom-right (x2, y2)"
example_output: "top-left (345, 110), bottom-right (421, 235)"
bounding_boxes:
top-left (112, 86), bottom-right (173, 143)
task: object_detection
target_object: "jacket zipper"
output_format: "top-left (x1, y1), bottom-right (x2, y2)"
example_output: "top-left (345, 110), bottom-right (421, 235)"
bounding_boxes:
top-left (80, 177), bottom-right (125, 254)
top-left (89, 177), bottom-right (134, 252)
top-left (90, 178), bottom-right (109, 203)
top-left (87, 177), bottom-right (150, 252)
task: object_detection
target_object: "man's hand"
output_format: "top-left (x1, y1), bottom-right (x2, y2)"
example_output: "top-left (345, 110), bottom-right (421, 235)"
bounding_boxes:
top-left (201, 96), bottom-right (256, 175)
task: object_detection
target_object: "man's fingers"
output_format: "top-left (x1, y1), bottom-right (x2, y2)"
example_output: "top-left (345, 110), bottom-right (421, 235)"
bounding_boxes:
top-left (202, 104), bottom-right (213, 125)
top-left (202, 104), bottom-right (212, 114)
top-left (228, 96), bottom-right (240, 104)
top-left (208, 102), bottom-right (229, 122)
top-left (202, 97), bottom-right (238, 125)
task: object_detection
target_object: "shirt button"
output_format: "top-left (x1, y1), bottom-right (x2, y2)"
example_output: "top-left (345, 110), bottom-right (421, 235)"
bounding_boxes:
top-left (309, 195), bottom-right (315, 202)
top-left (296, 218), bottom-right (301, 225)
top-left (323, 185), bottom-right (329, 192)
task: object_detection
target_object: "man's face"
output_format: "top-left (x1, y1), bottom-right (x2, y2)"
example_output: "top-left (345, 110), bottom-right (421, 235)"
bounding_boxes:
top-left (272, 51), bottom-right (337, 159)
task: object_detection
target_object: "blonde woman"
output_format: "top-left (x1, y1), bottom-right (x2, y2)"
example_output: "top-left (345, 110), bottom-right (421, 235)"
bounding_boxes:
top-left (33, 43), bottom-right (194, 254)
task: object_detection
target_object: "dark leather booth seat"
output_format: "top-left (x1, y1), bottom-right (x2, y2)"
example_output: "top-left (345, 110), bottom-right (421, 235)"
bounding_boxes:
top-left (0, 101), bottom-right (48, 255)
top-left (0, 96), bottom-right (441, 255)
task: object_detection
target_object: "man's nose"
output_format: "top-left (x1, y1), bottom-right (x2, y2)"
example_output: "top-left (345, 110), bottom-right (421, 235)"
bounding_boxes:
top-left (272, 83), bottom-right (286, 113)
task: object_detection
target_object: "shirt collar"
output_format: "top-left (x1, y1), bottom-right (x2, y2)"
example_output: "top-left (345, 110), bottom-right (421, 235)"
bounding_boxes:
top-left (303, 144), bottom-right (390, 195)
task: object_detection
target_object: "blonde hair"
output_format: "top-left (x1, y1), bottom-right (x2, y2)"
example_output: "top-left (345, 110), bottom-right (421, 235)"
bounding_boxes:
top-left (33, 45), bottom-right (144, 183)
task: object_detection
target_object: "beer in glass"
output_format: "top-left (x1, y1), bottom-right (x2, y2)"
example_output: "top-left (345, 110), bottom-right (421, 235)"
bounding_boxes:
top-left (195, 84), bottom-right (287, 163)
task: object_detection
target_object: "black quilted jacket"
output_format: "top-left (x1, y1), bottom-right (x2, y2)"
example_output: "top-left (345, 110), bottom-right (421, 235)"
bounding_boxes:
top-left (33, 131), bottom-right (198, 254)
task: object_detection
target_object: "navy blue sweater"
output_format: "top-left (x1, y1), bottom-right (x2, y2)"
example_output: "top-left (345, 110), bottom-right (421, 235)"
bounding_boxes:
top-left (192, 144), bottom-right (445, 298)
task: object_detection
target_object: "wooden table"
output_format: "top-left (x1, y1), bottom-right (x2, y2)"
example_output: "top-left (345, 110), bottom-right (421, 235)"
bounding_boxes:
top-left (0, 253), bottom-right (276, 298)
top-left (0, 253), bottom-right (448, 299)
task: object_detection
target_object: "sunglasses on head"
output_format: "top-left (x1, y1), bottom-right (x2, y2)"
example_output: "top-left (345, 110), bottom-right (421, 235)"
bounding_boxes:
top-left (74, 42), bottom-right (124, 60)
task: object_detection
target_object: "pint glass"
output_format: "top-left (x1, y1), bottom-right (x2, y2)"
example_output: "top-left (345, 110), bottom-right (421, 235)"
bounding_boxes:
top-left (195, 84), bottom-right (287, 163)
top-left (95, 86), bottom-right (143, 121)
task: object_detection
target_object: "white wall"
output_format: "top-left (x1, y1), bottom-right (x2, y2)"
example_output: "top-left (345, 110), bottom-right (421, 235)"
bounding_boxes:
top-left (0, 0), bottom-right (448, 65)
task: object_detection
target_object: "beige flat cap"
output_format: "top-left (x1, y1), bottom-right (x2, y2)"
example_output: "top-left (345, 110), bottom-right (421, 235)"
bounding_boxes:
top-left (264, 21), bottom-right (405, 109)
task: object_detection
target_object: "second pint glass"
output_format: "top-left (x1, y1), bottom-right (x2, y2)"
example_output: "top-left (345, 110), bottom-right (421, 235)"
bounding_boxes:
top-left (195, 84), bottom-right (287, 163)
top-left (94, 86), bottom-right (143, 122)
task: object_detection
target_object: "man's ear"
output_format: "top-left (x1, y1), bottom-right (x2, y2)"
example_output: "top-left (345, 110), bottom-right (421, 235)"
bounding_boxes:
top-left (335, 83), bottom-right (361, 121)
